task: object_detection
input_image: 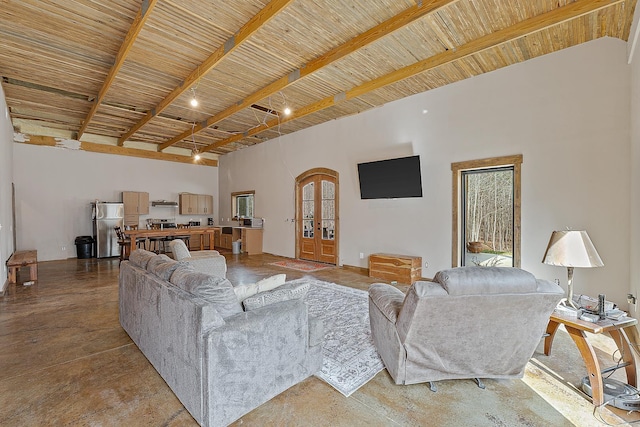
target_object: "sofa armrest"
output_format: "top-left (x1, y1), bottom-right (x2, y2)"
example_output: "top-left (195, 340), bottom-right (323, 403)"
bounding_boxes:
top-left (369, 283), bottom-right (405, 323)
top-left (182, 255), bottom-right (227, 278)
top-left (203, 299), bottom-right (320, 426)
top-left (190, 249), bottom-right (221, 257)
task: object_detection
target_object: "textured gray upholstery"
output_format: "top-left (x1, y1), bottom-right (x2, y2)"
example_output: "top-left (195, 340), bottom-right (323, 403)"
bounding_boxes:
top-left (119, 255), bottom-right (322, 427)
top-left (168, 240), bottom-right (227, 278)
top-left (242, 282), bottom-right (310, 311)
top-left (369, 267), bottom-right (563, 386)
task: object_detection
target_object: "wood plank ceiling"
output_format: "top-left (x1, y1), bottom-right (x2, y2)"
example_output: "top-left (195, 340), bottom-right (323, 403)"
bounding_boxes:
top-left (0, 0), bottom-right (636, 166)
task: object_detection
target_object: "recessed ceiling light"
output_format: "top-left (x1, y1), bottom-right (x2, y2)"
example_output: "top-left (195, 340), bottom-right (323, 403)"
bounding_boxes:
top-left (422, 109), bottom-right (428, 114)
top-left (283, 107), bottom-right (292, 116)
top-left (190, 98), bottom-right (198, 107)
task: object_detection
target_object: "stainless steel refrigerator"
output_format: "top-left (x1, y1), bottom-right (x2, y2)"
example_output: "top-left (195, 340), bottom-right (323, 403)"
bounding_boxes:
top-left (92, 202), bottom-right (124, 258)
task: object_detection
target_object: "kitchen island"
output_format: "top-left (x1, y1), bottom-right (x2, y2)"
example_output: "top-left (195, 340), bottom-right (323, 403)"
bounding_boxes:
top-left (125, 227), bottom-right (220, 253)
top-left (123, 226), bottom-right (263, 255)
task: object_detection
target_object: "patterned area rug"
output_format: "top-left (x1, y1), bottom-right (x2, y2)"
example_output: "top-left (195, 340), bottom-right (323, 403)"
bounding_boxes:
top-left (270, 259), bottom-right (334, 273)
top-left (288, 277), bottom-right (385, 397)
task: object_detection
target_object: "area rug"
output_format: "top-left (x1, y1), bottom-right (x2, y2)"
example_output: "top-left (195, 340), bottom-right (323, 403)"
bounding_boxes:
top-left (288, 277), bottom-right (385, 397)
top-left (270, 259), bottom-right (333, 273)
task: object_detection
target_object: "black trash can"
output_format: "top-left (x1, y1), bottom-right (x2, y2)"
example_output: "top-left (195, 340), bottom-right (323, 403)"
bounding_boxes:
top-left (75, 236), bottom-right (94, 259)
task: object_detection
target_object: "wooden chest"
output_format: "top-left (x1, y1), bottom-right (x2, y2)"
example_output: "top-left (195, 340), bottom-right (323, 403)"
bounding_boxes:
top-left (369, 253), bottom-right (422, 284)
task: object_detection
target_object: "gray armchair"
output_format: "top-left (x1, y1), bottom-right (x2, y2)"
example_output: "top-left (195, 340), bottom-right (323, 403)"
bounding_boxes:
top-left (368, 267), bottom-right (563, 388)
top-left (169, 239), bottom-right (227, 278)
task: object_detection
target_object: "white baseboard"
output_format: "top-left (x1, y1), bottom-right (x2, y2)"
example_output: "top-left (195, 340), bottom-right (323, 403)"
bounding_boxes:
top-left (0, 278), bottom-right (8, 295)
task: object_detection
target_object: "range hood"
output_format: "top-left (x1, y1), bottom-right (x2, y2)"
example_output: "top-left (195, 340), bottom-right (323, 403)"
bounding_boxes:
top-left (151, 200), bottom-right (178, 207)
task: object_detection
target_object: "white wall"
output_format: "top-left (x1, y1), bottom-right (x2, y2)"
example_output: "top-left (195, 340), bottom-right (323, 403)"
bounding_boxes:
top-left (220, 37), bottom-right (632, 306)
top-left (0, 84), bottom-right (15, 290)
top-left (13, 144), bottom-right (218, 261)
top-left (630, 19), bottom-right (640, 318)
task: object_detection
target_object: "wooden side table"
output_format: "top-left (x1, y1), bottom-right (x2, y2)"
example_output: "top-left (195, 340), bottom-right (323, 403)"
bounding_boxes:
top-left (544, 311), bottom-right (638, 406)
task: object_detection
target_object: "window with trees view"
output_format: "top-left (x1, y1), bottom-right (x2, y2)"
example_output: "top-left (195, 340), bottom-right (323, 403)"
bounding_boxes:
top-left (232, 191), bottom-right (254, 219)
top-left (451, 155), bottom-right (522, 268)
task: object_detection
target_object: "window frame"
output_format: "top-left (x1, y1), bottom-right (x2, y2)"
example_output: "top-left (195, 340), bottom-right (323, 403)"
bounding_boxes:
top-left (231, 190), bottom-right (255, 220)
top-left (451, 155), bottom-right (522, 268)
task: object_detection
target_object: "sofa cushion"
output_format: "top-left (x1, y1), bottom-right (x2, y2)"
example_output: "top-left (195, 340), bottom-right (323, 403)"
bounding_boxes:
top-left (129, 249), bottom-right (156, 269)
top-left (170, 269), bottom-right (243, 318)
top-left (243, 282), bottom-right (310, 311)
top-left (153, 259), bottom-right (186, 281)
top-left (146, 254), bottom-right (173, 273)
top-left (433, 266), bottom-right (537, 295)
top-left (233, 274), bottom-right (287, 302)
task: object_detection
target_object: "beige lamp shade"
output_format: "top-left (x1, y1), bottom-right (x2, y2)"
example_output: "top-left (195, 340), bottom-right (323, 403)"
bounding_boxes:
top-left (542, 230), bottom-right (604, 268)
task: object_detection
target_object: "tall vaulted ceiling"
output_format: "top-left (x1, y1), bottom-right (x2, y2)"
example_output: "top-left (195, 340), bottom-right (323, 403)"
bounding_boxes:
top-left (1, 0), bottom-right (636, 166)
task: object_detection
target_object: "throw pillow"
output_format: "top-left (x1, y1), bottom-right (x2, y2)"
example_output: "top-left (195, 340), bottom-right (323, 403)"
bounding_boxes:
top-left (233, 274), bottom-right (287, 302)
top-left (243, 282), bottom-right (310, 311)
top-left (233, 283), bottom-right (259, 302)
top-left (128, 249), bottom-right (156, 269)
top-left (170, 270), bottom-right (243, 318)
top-left (257, 273), bottom-right (286, 292)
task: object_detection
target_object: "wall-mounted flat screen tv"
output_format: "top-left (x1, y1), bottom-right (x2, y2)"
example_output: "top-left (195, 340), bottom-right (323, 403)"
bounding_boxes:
top-left (357, 155), bottom-right (423, 199)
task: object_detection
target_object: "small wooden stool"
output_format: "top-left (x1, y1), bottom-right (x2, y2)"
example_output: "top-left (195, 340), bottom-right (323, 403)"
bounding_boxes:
top-left (7, 250), bottom-right (38, 284)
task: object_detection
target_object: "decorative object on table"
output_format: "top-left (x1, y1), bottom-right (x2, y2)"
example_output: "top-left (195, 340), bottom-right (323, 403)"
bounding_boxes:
top-left (287, 277), bottom-right (384, 397)
top-left (542, 230), bottom-right (604, 310)
top-left (270, 259), bottom-right (333, 273)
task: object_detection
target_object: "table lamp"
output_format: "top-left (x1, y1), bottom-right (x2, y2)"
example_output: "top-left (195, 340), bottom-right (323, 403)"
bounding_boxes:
top-left (542, 230), bottom-right (604, 309)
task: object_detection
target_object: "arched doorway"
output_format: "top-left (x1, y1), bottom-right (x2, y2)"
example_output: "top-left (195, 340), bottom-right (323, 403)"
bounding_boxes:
top-left (295, 168), bottom-right (338, 265)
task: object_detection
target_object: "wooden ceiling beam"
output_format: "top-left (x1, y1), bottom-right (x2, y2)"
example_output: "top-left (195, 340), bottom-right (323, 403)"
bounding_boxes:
top-left (77, 0), bottom-right (158, 140)
top-left (117, 0), bottom-right (295, 146)
top-left (18, 134), bottom-right (217, 167)
top-left (157, 0), bottom-right (458, 152)
top-left (200, 0), bottom-right (621, 153)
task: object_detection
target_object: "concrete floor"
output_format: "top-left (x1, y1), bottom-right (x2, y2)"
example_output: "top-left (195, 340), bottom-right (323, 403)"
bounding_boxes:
top-left (1, 253), bottom-right (639, 426)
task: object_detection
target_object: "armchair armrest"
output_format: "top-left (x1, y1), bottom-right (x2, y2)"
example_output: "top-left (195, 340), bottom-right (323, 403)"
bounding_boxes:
top-left (369, 283), bottom-right (405, 323)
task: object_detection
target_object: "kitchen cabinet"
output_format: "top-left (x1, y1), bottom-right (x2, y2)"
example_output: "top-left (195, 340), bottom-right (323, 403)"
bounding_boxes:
top-left (180, 193), bottom-right (213, 215)
top-left (179, 193), bottom-right (198, 215)
top-left (220, 233), bottom-right (233, 250)
top-left (123, 191), bottom-right (149, 226)
top-left (123, 191), bottom-right (149, 215)
top-left (198, 194), bottom-right (213, 214)
top-left (213, 230), bottom-right (220, 248)
top-left (239, 227), bottom-right (263, 255)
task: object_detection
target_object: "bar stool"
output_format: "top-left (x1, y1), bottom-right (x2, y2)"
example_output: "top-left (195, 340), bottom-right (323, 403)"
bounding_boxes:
top-left (114, 226), bottom-right (130, 263)
top-left (175, 224), bottom-right (191, 248)
top-left (148, 224), bottom-right (165, 253)
top-left (125, 224), bottom-right (146, 250)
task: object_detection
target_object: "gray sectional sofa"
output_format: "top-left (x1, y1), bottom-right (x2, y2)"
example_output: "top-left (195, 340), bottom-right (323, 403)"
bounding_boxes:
top-left (119, 249), bottom-right (323, 427)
